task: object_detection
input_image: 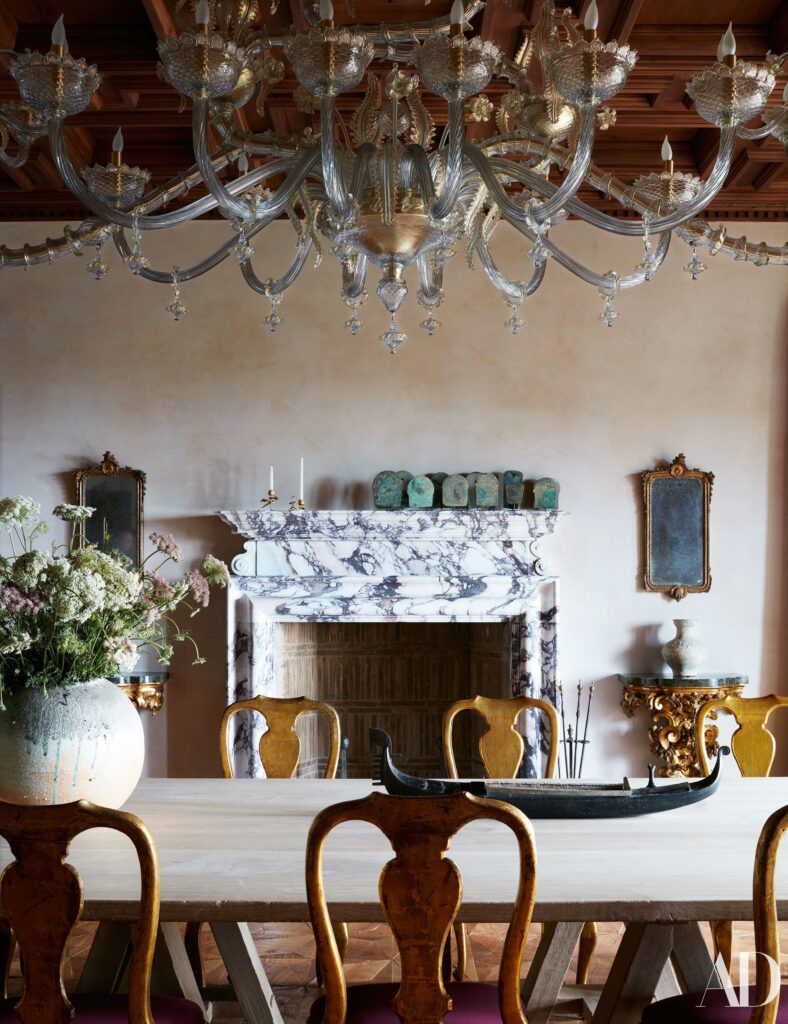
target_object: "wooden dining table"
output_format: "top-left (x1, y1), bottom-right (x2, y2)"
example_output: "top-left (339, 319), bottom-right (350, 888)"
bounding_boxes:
top-left (2, 775), bottom-right (787, 1024)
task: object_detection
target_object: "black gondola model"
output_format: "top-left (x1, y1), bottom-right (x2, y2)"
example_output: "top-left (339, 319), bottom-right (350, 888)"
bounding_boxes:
top-left (369, 728), bottom-right (729, 819)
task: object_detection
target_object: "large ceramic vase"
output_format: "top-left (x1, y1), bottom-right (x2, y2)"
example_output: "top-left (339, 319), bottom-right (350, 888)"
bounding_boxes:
top-left (661, 619), bottom-right (708, 677)
top-left (0, 678), bottom-right (144, 807)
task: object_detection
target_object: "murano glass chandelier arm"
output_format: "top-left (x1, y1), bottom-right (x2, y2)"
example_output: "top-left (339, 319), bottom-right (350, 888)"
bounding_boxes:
top-left (532, 104), bottom-right (597, 224)
top-left (736, 107), bottom-right (787, 140)
top-left (0, 136), bottom-right (32, 169)
top-left (474, 239), bottom-right (525, 304)
top-left (342, 252), bottom-right (368, 301)
top-left (193, 99), bottom-right (255, 223)
top-left (240, 235), bottom-right (313, 295)
top-left (298, 0), bottom-right (485, 45)
top-left (431, 98), bottom-right (466, 222)
top-left (320, 95), bottom-right (355, 222)
top-left (475, 126), bottom-right (736, 237)
top-left (350, 142), bottom-right (376, 200)
top-left (401, 144), bottom-right (436, 201)
top-left (416, 253), bottom-right (443, 303)
top-left (0, 220), bottom-right (109, 269)
top-left (213, 119), bottom-right (307, 155)
top-left (113, 226), bottom-right (243, 282)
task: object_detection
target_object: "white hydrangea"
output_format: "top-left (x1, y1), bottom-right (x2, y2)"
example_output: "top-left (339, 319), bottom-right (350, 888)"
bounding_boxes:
top-left (0, 496), bottom-right (41, 529)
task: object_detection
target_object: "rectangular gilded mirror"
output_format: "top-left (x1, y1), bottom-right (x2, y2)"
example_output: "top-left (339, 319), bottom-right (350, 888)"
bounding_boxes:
top-left (75, 452), bottom-right (146, 566)
top-left (643, 453), bottom-right (713, 601)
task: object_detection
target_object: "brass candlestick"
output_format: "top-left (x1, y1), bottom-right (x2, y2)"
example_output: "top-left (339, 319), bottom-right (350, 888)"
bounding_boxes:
top-left (260, 488), bottom-right (278, 509)
top-left (289, 497), bottom-right (306, 511)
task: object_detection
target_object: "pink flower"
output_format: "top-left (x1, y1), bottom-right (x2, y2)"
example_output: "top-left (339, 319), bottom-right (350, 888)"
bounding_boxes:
top-left (149, 531), bottom-right (183, 562)
top-left (146, 571), bottom-right (174, 602)
top-left (0, 584), bottom-right (44, 615)
top-left (186, 570), bottom-right (210, 609)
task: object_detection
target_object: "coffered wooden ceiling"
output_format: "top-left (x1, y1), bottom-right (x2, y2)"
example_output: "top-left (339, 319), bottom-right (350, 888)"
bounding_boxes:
top-left (0, 0), bottom-right (785, 221)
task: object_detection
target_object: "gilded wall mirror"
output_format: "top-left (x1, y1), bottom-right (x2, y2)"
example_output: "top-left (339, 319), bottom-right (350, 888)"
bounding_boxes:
top-left (75, 452), bottom-right (146, 567)
top-left (642, 453), bottom-right (713, 601)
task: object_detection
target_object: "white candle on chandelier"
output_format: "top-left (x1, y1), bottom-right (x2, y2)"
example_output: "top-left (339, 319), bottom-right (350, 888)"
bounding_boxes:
top-left (661, 134), bottom-right (673, 173)
top-left (238, 152), bottom-right (249, 175)
top-left (195, 0), bottom-right (211, 29)
top-left (717, 22), bottom-right (736, 63)
top-left (450, 0), bottom-right (465, 30)
top-left (583, 0), bottom-right (599, 33)
top-left (299, 457), bottom-right (304, 503)
top-left (319, 0), bottom-right (334, 23)
top-left (112, 127), bottom-right (124, 166)
top-left (269, 465), bottom-right (274, 493)
top-left (51, 14), bottom-right (67, 51)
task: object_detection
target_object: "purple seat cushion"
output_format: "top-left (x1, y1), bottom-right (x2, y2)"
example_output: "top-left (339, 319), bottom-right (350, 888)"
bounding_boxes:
top-left (308, 982), bottom-right (517, 1023)
top-left (0, 994), bottom-right (205, 1023)
top-left (641, 986), bottom-right (788, 1023)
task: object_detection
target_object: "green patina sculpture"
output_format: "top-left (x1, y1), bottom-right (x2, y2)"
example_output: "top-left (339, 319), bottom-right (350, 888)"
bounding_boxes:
top-left (372, 468), bottom-right (534, 510)
top-left (475, 473), bottom-right (499, 508)
top-left (429, 473), bottom-right (447, 507)
top-left (407, 475), bottom-right (435, 508)
top-left (373, 470), bottom-right (405, 508)
top-left (442, 474), bottom-right (469, 508)
top-left (503, 470), bottom-right (524, 509)
top-left (534, 477), bottom-right (560, 510)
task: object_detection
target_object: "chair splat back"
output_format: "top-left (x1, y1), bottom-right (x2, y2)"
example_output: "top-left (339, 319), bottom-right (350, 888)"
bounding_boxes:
top-left (306, 790), bottom-right (537, 1024)
top-left (0, 800), bottom-right (159, 1024)
top-left (220, 695), bottom-right (341, 779)
top-left (442, 695), bottom-right (559, 780)
top-left (695, 695), bottom-right (788, 778)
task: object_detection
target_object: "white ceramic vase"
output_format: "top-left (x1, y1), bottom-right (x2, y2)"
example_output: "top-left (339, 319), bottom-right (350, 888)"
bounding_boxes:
top-left (0, 678), bottom-right (144, 807)
top-left (660, 619), bottom-right (708, 677)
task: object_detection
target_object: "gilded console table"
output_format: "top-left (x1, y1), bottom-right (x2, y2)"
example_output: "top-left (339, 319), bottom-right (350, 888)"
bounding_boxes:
top-left (112, 671), bottom-right (167, 714)
top-left (620, 673), bottom-right (747, 777)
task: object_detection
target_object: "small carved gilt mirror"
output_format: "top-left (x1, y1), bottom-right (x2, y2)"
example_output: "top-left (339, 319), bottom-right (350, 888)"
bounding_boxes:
top-left (75, 452), bottom-right (146, 567)
top-left (642, 453), bottom-right (713, 601)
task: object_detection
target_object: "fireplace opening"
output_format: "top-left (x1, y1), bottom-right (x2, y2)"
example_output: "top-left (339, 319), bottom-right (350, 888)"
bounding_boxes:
top-left (276, 621), bottom-right (513, 779)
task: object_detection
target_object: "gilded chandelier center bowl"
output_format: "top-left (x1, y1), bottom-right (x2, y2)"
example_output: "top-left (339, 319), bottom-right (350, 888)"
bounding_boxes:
top-left (323, 197), bottom-right (462, 268)
top-left (284, 28), bottom-right (374, 97)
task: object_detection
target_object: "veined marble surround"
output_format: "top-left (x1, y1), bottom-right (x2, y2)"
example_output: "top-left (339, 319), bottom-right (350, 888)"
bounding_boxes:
top-left (218, 509), bottom-right (563, 778)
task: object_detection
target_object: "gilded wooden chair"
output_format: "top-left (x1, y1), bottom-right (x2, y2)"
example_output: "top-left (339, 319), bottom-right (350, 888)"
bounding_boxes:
top-left (186, 694), bottom-right (345, 988)
top-left (442, 695), bottom-right (597, 986)
top-left (695, 693), bottom-right (788, 970)
top-left (0, 798), bottom-right (204, 1024)
top-left (641, 802), bottom-right (788, 1024)
top-left (219, 694), bottom-right (342, 780)
top-left (305, 790), bottom-right (537, 1024)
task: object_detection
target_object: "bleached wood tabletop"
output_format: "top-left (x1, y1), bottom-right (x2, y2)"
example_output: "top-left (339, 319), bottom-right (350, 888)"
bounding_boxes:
top-left (2, 776), bottom-right (786, 1024)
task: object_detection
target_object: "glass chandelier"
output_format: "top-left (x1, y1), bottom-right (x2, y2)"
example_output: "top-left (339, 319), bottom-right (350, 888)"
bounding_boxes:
top-left (0, 0), bottom-right (786, 351)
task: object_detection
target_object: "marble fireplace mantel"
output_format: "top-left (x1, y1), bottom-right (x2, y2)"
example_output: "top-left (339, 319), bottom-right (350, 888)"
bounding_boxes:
top-left (218, 508), bottom-right (564, 777)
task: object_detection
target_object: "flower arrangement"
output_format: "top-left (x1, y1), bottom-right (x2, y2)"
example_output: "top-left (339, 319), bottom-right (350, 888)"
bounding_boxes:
top-left (0, 496), bottom-right (229, 709)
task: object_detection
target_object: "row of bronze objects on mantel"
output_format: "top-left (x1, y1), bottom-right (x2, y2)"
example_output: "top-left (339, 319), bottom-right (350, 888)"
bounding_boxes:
top-left (372, 470), bottom-right (560, 510)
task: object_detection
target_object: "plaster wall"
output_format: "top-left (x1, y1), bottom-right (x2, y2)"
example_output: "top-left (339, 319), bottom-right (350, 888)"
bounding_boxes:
top-left (0, 218), bottom-right (785, 777)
